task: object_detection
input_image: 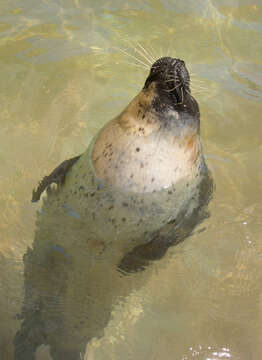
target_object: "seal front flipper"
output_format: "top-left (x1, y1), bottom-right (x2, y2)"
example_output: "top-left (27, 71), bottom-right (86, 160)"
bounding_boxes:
top-left (32, 155), bottom-right (81, 202)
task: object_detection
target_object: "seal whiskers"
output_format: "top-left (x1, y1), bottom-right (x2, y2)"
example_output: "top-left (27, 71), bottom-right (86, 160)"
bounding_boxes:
top-left (123, 61), bottom-right (149, 70)
top-left (113, 46), bottom-right (150, 69)
top-left (135, 42), bottom-right (156, 63)
top-left (133, 45), bottom-right (154, 65)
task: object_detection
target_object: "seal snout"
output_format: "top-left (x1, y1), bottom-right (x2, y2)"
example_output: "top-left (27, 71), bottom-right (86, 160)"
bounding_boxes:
top-left (166, 58), bottom-right (190, 93)
top-left (171, 58), bottom-right (190, 91)
top-left (145, 57), bottom-right (190, 93)
top-left (143, 56), bottom-right (199, 117)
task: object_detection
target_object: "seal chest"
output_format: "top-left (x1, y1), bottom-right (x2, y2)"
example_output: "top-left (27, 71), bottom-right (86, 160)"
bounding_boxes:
top-left (90, 59), bottom-right (203, 193)
top-left (92, 87), bottom-right (202, 193)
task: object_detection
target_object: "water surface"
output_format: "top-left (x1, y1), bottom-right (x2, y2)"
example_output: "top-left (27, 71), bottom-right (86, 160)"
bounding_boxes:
top-left (0, 1), bottom-right (262, 359)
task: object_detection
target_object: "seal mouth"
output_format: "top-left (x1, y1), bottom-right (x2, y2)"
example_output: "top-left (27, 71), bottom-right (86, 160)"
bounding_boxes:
top-left (144, 57), bottom-right (198, 116)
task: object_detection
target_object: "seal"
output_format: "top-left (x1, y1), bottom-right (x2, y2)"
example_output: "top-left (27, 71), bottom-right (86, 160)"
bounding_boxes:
top-left (15, 57), bottom-right (213, 359)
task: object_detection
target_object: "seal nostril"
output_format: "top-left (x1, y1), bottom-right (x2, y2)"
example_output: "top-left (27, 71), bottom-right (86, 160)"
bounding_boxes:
top-left (173, 60), bottom-right (190, 90)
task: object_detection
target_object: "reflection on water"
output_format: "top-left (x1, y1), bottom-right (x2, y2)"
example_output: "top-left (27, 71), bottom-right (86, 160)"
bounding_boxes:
top-left (0, 0), bottom-right (262, 359)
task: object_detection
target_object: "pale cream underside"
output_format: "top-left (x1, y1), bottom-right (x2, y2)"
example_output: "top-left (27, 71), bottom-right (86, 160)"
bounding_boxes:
top-left (92, 85), bottom-right (201, 193)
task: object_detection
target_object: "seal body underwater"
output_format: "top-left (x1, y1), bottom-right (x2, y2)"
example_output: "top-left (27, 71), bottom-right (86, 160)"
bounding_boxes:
top-left (14, 57), bottom-right (213, 359)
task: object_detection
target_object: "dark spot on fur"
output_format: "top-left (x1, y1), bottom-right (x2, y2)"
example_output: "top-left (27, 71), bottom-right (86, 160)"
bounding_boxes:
top-left (136, 147), bottom-right (140, 152)
top-left (97, 183), bottom-right (103, 190)
top-left (130, 174), bottom-right (134, 178)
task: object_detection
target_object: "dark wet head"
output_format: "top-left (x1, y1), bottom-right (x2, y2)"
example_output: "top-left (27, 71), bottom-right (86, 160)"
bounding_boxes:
top-left (145, 57), bottom-right (190, 92)
top-left (144, 57), bottom-right (199, 118)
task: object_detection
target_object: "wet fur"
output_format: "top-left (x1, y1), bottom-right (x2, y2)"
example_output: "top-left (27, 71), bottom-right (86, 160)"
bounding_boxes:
top-left (16, 57), bottom-right (213, 359)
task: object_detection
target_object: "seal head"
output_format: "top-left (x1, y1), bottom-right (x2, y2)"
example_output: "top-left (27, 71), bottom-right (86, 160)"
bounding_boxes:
top-left (144, 57), bottom-right (199, 120)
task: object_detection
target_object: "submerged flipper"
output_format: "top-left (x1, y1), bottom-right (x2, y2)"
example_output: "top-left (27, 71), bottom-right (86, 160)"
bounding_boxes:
top-left (32, 155), bottom-right (81, 202)
top-left (118, 168), bottom-right (213, 274)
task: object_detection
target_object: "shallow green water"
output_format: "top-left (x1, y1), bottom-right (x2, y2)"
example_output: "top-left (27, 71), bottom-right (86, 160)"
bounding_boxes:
top-left (0, 1), bottom-right (262, 359)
